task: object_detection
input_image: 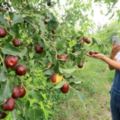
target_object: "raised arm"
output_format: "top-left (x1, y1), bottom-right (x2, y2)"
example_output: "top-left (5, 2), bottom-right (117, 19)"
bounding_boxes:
top-left (87, 52), bottom-right (120, 71)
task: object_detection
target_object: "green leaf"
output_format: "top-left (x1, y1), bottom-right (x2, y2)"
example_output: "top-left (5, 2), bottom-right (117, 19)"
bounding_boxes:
top-left (12, 14), bottom-right (24, 24)
top-left (0, 15), bottom-right (8, 26)
top-left (54, 81), bottom-right (65, 89)
top-left (70, 81), bottom-right (82, 85)
top-left (44, 69), bottom-right (54, 76)
top-left (1, 44), bottom-right (27, 58)
top-left (0, 70), bottom-right (7, 82)
top-left (1, 81), bottom-right (11, 101)
top-left (68, 40), bottom-right (77, 47)
top-left (59, 67), bottom-right (76, 74)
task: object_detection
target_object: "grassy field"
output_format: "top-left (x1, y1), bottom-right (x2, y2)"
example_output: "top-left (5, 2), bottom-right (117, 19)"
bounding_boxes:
top-left (53, 57), bottom-right (114, 120)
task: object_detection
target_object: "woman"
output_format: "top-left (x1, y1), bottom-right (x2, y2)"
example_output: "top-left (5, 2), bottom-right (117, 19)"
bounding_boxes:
top-left (87, 35), bottom-right (120, 120)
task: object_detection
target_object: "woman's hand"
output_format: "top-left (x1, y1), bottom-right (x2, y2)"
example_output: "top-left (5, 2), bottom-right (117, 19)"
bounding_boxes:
top-left (87, 51), bottom-right (120, 70)
top-left (87, 51), bottom-right (105, 60)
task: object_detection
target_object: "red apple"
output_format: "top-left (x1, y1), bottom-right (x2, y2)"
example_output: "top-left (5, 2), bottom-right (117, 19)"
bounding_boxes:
top-left (18, 86), bottom-right (26, 98)
top-left (50, 73), bottom-right (63, 84)
top-left (15, 65), bottom-right (27, 76)
top-left (88, 51), bottom-right (98, 55)
top-left (5, 55), bottom-right (18, 68)
top-left (57, 54), bottom-right (68, 62)
top-left (82, 37), bottom-right (91, 44)
top-left (60, 83), bottom-right (69, 93)
top-left (50, 73), bottom-right (57, 83)
top-left (0, 111), bottom-right (7, 119)
top-left (12, 85), bottom-right (26, 99)
top-left (0, 27), bottom-right (7, 38)
top-left (88, 51), bottom-right (93, 55)
top-left (35, 44), bottom-right (44, 53)
top-left (12, 38), bottom-right (22, 47)
top-left (2, 97), bottom-right (15, 111)
top-left (93, 51), bottom-right (99, 54)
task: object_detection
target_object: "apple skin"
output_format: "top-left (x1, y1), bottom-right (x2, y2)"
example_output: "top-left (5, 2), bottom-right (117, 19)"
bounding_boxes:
top-left (60, 83), bottom-right (69, 94)
top-left (12, 86), bottom-right (26, 99)
top-left (88, 51), bottom-right (98, 55)
top-left (35, 44), bottom-right (44, 54)
top-left (0, 111), bottom-right (7, 119)
top-left (12, 38), bottom-right (22, 47)
top-left (82, 37), bottom-right (91, 44)
top-left (50, 74), bottom-right (57, 83)
top-left (57, 54), bottom-right (68, 62)
top-left (15, 65), bottom-right (27, 76)
top-left (88, 51), bottom-right (93, 55)
top-left (50, 73), bottom-right (63, 84)
top-left (0, 27), bottom-right (7, 38)
top-left (5, 55), bottom-right (18, 69)
top-left (2, 97), bottom-right (15, 111)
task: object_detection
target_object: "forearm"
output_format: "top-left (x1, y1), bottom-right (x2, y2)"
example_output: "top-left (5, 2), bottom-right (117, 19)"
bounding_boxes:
top-left (108, 58), bottom-right (115, 70)
top-left (101, 56), bottom-right (120, 70)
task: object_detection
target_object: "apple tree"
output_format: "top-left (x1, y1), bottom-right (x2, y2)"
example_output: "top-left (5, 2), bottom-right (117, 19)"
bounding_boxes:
top-left (0, 0), bottom-right (96, 119)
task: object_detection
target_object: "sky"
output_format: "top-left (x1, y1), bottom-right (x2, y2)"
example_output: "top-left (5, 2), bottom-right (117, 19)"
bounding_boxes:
top-left (92, 0), bottom-right (120, 27)
top-left (56, 0), bottom-right (120, 27)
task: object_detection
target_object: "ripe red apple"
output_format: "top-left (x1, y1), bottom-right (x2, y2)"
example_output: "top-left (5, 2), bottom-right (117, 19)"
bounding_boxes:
top-left (5, 55), bottom-right (18, 68)
top-left (2, 97), bottom-right (15, 111)
top-left (82, 37), bottom-right (91, 44)
top-left (50, 74), bottom-right (57, 83)
top-left (0, 27), bottom-right (7, 38)
top-left (60, 83), bottom-right (69, 93)
top-left (0, 111), bottom-right (7, 119)
top-left (88, 51), bottom-right (98, 55)
top-left (57, 54), bottom-right (68, 62)
top-left (50, 73), bottom-right (63, 84)
top-left (12, 85), bottom-right (26, 99)
top-left (12, 38), bottom-right (22, 47)
top-left (88, 51), bottom-right (93, 55)
top-left (93, 51), bottom-right (99, 54)
top-left (15, 65), bottom-right (27, 76)
top-left (34, 44), bottom-right (44, 54)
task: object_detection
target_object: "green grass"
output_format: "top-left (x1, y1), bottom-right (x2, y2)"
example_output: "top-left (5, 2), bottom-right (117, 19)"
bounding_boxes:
top-left (53, 57), bottom-right (114, 120)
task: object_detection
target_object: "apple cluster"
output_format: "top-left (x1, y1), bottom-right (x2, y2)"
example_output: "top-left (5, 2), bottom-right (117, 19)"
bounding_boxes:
top-left (0, 27), bottom-right (27, 119)
top-left (0, 26), bottom-right (92, 118)
top-left (0, 85), bottom-right (26, 119)
top-left (50, 73), bottom-right (69, 93)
